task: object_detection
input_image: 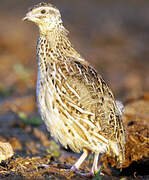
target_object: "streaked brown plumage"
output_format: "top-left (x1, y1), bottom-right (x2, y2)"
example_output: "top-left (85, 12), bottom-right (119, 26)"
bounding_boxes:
top-left (23, 2), bottom-right (125, 175)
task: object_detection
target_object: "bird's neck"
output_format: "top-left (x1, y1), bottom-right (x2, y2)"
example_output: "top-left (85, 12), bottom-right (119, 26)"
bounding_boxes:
top-left (38, 27), bottom-right (85, 63)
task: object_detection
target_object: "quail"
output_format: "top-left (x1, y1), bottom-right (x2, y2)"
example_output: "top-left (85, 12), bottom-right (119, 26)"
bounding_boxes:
top-left (23, 2), bottom-right (125, 175)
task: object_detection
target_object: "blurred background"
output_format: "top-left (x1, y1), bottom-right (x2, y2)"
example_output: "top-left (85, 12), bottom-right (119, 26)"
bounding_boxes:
top-left (0, 0), bottom-right (149, 101)
top-left (0, 0), bottom-right (149, 178)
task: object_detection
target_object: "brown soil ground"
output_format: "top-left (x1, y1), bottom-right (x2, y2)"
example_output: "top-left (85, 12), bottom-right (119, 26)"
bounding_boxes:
top-left (0, 0), bottom-right (148, 179)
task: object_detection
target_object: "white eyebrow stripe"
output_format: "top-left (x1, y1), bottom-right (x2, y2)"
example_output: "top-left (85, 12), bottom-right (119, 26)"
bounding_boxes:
top-left (48, 7), bottom-right (59, 12)
top-left (36, 6), bottom-right (59, 14)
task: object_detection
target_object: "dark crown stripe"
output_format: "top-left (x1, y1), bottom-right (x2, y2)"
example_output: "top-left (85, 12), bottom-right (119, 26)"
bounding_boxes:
top-left (28, 2), bottom-right (57, 12)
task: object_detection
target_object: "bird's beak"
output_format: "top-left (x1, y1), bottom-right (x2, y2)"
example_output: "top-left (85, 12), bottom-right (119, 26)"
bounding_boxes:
top-left (22, 12), bottom-right (32, 21)
top-left (22, 13), bottom-right (39, 23)
top-left (22, 16), bottom-right (28, 21)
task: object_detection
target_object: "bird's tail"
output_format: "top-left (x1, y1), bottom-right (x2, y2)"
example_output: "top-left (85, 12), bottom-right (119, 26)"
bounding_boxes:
top-left (109, 139), bottom-right (125, 168)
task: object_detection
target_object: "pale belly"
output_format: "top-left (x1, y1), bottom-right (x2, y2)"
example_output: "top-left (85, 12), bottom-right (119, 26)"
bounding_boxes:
top-left (36, 73), bottom-right (109, 154)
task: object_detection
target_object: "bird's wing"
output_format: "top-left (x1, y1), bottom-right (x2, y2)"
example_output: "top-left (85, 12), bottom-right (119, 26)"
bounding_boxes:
top-left (46, 58), bottom-right (125, 157)
top-left (53, 58), bottom-right (124, 139)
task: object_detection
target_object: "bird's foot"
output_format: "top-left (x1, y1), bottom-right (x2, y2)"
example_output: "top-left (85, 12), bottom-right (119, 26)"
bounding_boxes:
top-left (71, 165), bottom-right (103, 177)
top-left (68, 165), bottom-right (93, 177)
top-left (93, 166), bottom-right (104, 176)
top-left (77, 171), bottom-right (95, 177)
top-left (70, 165), bottom-right (78, 171)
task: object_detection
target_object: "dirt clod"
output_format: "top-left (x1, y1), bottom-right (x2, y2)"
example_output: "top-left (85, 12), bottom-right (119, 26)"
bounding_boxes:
top-left (0, 142), bottom-right (14, 163)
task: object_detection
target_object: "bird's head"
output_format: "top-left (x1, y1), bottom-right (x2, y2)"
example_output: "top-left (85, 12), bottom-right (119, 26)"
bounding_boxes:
top-left (23, 2), bottom-right (63, 34)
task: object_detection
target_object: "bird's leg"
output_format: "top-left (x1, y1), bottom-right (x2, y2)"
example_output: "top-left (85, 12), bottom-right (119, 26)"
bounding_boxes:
top-left (91, 153), bottom-right (104, 176)
top-left (91, 152), bottom-right (99, 174)
top-left (71, 149), bottom-right (89, 171)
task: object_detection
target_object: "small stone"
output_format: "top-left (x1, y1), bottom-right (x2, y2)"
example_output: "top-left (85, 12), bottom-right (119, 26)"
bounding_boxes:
top-left (0, 142), bottom-right (14, 163)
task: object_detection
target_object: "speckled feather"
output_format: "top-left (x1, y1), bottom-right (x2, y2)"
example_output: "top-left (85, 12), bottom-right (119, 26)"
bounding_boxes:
top-left (37, 34), bottom-right (125, 164)
top-left (28, 2), bottom-right (57, 12)
top-left (25, 2), bottom-right (126, 168)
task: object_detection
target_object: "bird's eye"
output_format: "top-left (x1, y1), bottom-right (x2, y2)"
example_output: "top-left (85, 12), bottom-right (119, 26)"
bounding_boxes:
top-left (41, 9), bottom-right (46, 14)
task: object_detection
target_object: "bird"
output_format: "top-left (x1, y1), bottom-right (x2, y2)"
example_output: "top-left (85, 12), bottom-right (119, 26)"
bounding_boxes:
top-left (23, 2), bottom-right (126, 175)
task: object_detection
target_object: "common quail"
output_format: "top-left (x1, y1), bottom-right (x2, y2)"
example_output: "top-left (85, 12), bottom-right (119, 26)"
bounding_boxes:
top-left (23, 2), bottom-right (125, 175)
